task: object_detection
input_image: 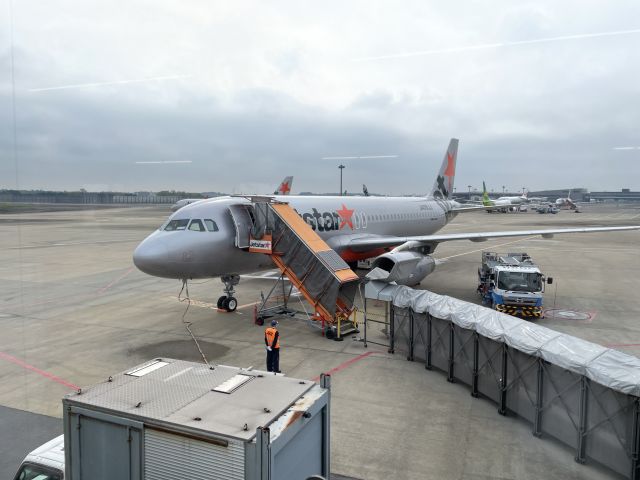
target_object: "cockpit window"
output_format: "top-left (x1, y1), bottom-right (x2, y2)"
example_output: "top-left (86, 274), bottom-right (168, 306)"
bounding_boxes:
top-left (204, 219), bottom-right (219, 232)
top-left (164, 219), bottom-right (189, 231)
top-left (188, 219), bottom-right (205, 232)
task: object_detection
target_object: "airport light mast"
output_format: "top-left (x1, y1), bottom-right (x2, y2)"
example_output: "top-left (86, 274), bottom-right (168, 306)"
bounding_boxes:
top-left (339, 164), bottom-right (345, 196)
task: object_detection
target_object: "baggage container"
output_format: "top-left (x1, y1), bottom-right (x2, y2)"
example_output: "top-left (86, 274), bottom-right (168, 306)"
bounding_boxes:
top-left (63, 359), bottom-right (330, 480)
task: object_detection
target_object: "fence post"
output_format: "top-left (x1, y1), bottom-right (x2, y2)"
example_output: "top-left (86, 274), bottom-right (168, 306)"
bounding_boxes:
top-left (498, 344), bottom-right (508, 415)
top-left (426, 314), bottom-right (432, 370)
top-left (471, 332), bottom-right (479, 397)
top-left (408, 310), bottom-right (414, 361)
top-left (363, 297), bottom-right (368, 348)
top-left (533, 358), bottom-right (544, 437)
top-left (388, 303), bottom-right (395, 354)
top-left (575, 376), bottom-right (589, 464)
top-left (447, 323), bottom-right (455, 382)
top-left (632, 397), bottom-right (640, 480)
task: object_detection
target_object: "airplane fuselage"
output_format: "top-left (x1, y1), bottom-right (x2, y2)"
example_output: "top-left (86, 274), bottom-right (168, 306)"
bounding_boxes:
top-left (133, 195), bottom-right (455, 279)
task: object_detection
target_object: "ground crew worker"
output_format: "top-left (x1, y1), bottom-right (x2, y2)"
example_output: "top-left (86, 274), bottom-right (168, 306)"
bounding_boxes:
top-left (264, 319), bottom-right (281, 373)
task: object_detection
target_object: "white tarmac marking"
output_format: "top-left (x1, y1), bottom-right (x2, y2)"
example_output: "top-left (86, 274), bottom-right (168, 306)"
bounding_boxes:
top-left (8, 239), bottom-right (139, 249)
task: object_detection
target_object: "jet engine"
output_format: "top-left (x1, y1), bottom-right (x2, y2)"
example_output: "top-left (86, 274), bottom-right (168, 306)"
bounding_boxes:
top-left (369, 251), bottom-right (436, 286)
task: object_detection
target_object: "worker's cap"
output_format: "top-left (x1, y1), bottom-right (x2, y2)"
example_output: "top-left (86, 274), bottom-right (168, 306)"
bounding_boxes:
top-left (271, 320), bottom-right (278, 326)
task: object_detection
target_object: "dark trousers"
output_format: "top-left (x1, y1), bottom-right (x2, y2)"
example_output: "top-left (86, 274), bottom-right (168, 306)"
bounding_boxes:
top-left (266, 348), bottom-right (280, 372)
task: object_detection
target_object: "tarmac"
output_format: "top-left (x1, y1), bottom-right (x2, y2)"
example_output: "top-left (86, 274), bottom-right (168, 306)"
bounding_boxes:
top-left (1, 203), bottom-right (639, 479)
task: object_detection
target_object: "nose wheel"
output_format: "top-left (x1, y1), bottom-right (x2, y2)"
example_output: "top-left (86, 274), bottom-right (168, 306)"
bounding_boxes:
top-left (218, 275), bottom-right (240, 312)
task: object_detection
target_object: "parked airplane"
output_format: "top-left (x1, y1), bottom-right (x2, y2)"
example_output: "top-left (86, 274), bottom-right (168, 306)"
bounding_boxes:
top-left (480, 182), bottom-right (525, 212)
top-left (170, 176), bottom-right (294, 211)
top-left (496, 189), bottom-right (528, 205)
top-left (134, 139), bottom-right (639, 311)
top-left (555, 190), bottom-right (579, 210)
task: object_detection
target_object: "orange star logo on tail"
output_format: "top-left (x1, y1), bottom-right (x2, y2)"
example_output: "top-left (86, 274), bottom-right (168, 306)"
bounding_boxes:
top-left (278, 181), bottom-right (291, 194)
top-left (443, 151), bottom-right (455, 192)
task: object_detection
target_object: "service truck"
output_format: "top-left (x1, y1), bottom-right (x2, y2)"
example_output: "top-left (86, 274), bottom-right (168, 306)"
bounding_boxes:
top-left (13, 435), bottom-right (64, 480)
top-left (477, 252), bottom-right (552, 318)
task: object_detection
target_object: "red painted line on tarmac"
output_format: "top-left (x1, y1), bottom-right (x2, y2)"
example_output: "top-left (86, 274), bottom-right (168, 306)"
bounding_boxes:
top-left (312, 351), bottom-right (376, 382)
top-left (98, 266), bottom-right (134, 294)
top-left (0, 351), bottom-right (80, 391)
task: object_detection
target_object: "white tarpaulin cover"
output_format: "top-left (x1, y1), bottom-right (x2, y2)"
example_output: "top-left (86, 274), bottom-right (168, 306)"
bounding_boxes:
top-left (365, 281), bottom-right (640, 397)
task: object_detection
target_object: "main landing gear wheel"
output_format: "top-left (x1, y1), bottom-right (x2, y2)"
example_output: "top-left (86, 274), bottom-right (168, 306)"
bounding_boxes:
top-left (223, 297), bottom-right (238, 312)
top-left (217, 296), bottom-right (227, 309)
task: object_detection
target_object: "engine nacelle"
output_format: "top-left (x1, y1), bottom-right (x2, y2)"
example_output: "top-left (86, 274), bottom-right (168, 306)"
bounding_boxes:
top-left (369, 251), bottom-right (436, 286)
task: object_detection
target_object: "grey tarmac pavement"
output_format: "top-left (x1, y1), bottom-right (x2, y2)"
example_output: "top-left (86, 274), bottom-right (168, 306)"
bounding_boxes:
top-left (0, 405), bottom-right (62, 476)
top-left (0, 203), bottom-right (638, 479)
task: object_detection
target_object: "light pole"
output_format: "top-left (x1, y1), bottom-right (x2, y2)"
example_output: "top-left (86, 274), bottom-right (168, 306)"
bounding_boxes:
top-left (522, 187), bottom-right (526, 195)
top-left (502, 185), bottom-right (505, 194)
top-left (339, 165), bottom-right (345, 196)
top-left (467, 185), bottom-right (472, 199)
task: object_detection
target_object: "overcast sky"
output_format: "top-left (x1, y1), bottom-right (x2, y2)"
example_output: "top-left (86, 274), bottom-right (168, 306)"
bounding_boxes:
top-left (1, 1), bottom-right (639, 195)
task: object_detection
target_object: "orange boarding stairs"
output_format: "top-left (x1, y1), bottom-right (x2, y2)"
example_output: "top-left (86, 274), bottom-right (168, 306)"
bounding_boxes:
top-left (249, 201), bottom-right (360, 325)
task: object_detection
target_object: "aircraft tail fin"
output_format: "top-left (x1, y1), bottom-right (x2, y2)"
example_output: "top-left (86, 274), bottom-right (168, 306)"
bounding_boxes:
top-left (430, 138), bottom-right (458, 199)
top-left (275, 176), bottom-right (294, 195)
top-left (482, 181), bottom-right (492, 206)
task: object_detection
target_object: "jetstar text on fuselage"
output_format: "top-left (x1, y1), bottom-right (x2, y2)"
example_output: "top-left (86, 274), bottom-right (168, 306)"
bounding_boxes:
top-left (298, 204), bottom-right (356, 232)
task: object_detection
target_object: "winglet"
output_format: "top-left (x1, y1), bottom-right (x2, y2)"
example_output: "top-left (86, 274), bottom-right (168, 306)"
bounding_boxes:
top-left (430, 138), bottom-right (458, 199)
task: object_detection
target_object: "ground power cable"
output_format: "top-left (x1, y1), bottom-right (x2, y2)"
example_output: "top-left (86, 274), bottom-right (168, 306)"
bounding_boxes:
top-left (178, 279), bottom-right (211, 366)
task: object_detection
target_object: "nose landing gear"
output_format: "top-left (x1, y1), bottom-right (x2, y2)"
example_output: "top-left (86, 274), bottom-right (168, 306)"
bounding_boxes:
top-left (217, 274), bottom-right (240, 312)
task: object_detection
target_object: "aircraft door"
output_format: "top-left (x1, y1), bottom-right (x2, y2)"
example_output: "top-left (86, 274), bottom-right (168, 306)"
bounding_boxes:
top-left (228, 204), bottom-right (255, 249)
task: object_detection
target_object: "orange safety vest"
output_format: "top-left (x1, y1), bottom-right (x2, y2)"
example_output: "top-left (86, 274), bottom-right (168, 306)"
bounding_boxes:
top-left (265, 327), bottom-right (280, 349)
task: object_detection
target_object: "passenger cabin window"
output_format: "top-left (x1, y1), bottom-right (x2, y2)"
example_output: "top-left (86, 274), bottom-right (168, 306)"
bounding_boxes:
top-left (164, 219), bottom-right (189, 231)
top-left (188, 219), bottom-right (205, 231)
top-left (204, 219), bottom-right (219, 232)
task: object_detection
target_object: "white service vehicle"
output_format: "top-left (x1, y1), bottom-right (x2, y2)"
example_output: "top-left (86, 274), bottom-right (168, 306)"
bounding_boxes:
top-left (13, 435), bottom-right (64, 480)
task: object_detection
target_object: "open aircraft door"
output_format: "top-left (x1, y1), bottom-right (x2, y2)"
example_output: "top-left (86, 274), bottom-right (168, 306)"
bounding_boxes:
top-left (228, 204), bottom-right (255, 249)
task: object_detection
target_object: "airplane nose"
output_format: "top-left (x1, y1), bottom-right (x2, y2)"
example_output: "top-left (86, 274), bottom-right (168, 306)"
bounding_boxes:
top-left (133, 238), bottom-right (170, 276)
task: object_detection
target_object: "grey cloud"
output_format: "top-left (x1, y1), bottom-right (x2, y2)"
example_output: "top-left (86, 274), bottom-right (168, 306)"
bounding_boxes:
top-left (1, 2), bottom-right (640, 194)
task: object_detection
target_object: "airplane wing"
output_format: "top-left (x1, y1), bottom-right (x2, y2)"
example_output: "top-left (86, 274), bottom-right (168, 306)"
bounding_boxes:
top-left (340, 226), bottom-right (640, 252)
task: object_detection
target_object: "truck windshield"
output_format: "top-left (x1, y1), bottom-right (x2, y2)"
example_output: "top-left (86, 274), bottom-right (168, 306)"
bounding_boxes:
top-left (497, 272), bottom-right (542, 292)
top-left (14, 463), bottom-right (63, 480)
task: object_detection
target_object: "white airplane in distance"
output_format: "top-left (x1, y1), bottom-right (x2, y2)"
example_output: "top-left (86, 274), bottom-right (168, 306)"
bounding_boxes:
top-left (496, 189), bottom-right (528, 205)
top-left (170, 176), bottom-right (294, 211)
top-left (480, 181), bottom-right (519, 212)
top-left (555, 190), bottom-right (580, 210)
top-left (134, 139), bottom-right (640, 311)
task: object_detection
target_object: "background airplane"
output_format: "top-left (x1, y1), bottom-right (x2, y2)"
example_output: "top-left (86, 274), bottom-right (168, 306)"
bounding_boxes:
top-left (134, 139), bottom-right (639, 311)
top-left (555, 190), bottom-right (581, 210)
top-left (171, 176), bottom-right (294, 211)
top-left (480, 182), bottom-right (526, 212)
